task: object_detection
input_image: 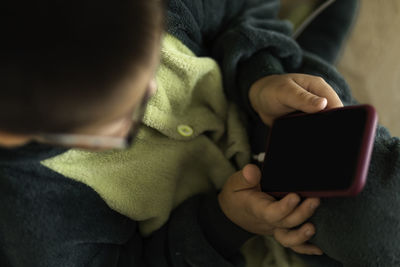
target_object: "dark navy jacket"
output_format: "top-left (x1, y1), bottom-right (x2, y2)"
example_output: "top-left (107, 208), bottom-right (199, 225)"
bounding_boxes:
top-left (3, 1), bottom-right (400, 267)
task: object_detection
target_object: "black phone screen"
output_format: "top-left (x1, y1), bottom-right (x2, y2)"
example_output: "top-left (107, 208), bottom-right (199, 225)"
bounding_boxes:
top-left (261, 107), bottom-right (368, 192)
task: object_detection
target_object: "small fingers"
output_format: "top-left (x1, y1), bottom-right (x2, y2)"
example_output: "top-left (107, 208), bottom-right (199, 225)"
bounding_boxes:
top-left (291, 74), bottom-right (343, 109)
top-left (260, 193), bottom-right (301, 223)
top-left (274, 222), bottom-right (317, 249)
top-left (309, 77), bottom-right (343, 109)
top-left (226, 164), bottom-right (261, 192)
top-left (279, 80), bottom-right (328, 114)
top-left (277, 198), bottom-right (320, 228)
top-left (291, 243), bottom-right (324, 256)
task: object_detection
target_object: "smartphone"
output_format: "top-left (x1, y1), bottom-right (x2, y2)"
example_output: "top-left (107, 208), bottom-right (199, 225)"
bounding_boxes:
top-left (260, 104), bottom-right (378, 198)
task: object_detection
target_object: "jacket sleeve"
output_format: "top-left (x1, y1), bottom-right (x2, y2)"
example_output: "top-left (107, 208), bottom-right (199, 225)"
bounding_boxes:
top-left (167, 1), bottom-right (400, 267)
top-left (296, 0), bottom-right (359, 64)
top-left (0, 161), bottom-right (252, 267)
top-left (166, 0), bottom-right (302, 119)
top-left (167, 0), bottom-right (360, 121)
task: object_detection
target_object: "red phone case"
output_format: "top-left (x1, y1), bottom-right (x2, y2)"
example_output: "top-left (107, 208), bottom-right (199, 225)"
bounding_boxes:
top-left (262, 104), bottom-right (378, 198)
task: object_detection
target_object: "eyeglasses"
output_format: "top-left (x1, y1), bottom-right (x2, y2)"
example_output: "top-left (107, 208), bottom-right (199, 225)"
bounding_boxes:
top-left (33, 88), bottom-right (152, 150)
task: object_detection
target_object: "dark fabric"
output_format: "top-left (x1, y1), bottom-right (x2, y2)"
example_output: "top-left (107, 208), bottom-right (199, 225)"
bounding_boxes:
top-left (0, 142), bottom-right (249, 267)
top-left (0, 143), bottom-right (140, 267)
top-left (167, 0), bottom-right (400, 266)
top-left (296, 52), bottom-right (400, 267)
top-left (199, 192), bottom-right (253, 260)
top-left (167, 0), bottom-right (294, 119)
top-left (167, 195), bottom-right (247, 267)
top-left (3, 0), bottom-right (400, 267)
top-left (298, 254), bottom-right (342, 267)
top-left (246, 25), bottom-right (400, 267)
top-left (3, 0), bottom-right (279, 265)
top-left (296, 0), bottom-right (360, 64)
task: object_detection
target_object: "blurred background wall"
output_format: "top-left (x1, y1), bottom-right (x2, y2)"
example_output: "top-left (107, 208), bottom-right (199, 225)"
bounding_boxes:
top-left (337, 0), bottom-right (400, 136)
top-left (281, 0), bottom-right (400, 136)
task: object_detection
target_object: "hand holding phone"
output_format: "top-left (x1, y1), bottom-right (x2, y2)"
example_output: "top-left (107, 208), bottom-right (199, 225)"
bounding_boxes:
top-left (218, 164), bottom-right (323, 255)
top-left (261, 105), bottom-right (377, 197)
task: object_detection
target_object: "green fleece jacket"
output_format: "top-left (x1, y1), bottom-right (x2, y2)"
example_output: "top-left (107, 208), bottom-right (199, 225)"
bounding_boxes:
top-left (42, 34), bottom-right (251, 236)
top-left (4, 1), bottom-right (400, 267)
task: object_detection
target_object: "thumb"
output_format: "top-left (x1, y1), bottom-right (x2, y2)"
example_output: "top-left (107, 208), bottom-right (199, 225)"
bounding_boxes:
top-left (230, 164), bottom-right (261, 191)
top-left (289, 83), bottom-right (328, 113)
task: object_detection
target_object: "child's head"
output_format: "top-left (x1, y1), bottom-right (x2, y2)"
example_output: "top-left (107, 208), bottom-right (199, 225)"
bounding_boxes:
top-left (0, 0), bottom-right (164, 147)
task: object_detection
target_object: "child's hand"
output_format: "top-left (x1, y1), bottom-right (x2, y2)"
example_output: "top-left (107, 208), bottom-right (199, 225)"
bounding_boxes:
top-left (218, 164), bottom-right (323, 255)
top-left (249, 74), bottom-right (343, 125)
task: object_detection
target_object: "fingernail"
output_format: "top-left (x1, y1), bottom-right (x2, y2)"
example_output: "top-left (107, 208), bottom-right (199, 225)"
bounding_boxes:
top-left (313, 97), bottom-right (327, 107)
top-left (310, 202), bottom-right (319, 210)
top-left (314, 250), bottom-right (324, 255)
top-left (312, 97), bottom-right (322, 106)
top-left (305, 229), bottom-right (314, 237)
top-left (289, 196), bottom-right (299, 206)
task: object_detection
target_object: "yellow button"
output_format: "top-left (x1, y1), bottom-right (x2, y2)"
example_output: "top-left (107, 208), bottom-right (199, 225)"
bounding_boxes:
top-left (177, 124), bottom-right (194, 137)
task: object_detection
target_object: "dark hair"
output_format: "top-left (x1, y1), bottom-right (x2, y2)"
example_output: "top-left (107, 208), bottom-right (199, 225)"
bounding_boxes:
top-left (0, 0), bottom-right (164, 134)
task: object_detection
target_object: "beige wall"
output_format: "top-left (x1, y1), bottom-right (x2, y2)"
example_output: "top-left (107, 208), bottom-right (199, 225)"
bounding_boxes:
top-left (337, 0), bottom-right (400, 136)
top-left (281, 0), bottom-right (400, 136)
